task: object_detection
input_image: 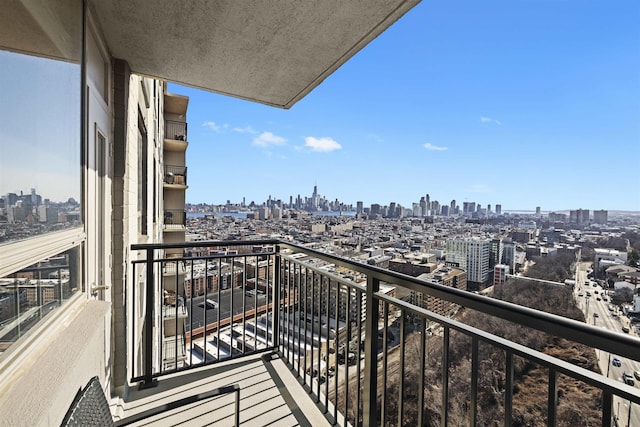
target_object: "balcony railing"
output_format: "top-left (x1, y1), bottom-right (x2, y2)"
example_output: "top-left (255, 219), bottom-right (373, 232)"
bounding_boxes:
top-left (163, 210), bottom-right (186, 229)
top-left (130, 240), bottom-right (640, 426)
top-left (165, 120), bottom-right (187, 141)
top-left (164, 165), bottom-right (187, 186)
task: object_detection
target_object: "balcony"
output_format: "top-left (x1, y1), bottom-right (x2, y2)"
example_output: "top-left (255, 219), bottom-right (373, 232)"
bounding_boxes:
top-left (163, 210), bottom-right (186, 231)
top-left (130, 240), bottom-right (640, 426)
top-left (164, 120), bottom-right (188, 151)
top-left (163, 165), bottom-right (188, 188)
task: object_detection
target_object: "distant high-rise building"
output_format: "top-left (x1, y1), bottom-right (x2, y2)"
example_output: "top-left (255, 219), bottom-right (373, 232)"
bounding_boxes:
top-left (593, 210), bottom-right (608, 224)
top-left (450, 199), bottom-right (456, 214)
top-left (487, 204), bottom-right (491, 213)
top-left (495, 204), bottom-right (502, 215)
top-left (446, 238), bottom-right (491, 284)
top-left (356, 201), bottom-right (363, 214)
top-left (419, 197), bottom-right (427, 216)
top-left (425, 194), bottom-right (430, 215)
top-left (489, 238), bottom-right (503, 269)
top-left (536, 206), bottom-right (541, 216)
top-left (569, 209), bottom-right (589, 225)
top-left (501, 240), bottom-right (516, 273)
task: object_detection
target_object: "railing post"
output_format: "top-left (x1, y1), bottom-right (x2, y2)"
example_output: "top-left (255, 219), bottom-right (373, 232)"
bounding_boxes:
top-left (141, 247), bottom-right (158, 388)
top-left (273, 244), bottom-right (281, 350)
top-left (363, 276), bottom-right (380, 426)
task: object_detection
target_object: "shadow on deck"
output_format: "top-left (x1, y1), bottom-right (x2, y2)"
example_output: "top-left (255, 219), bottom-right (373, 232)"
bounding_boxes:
top-left (115, 352), bottom-right (330, 426)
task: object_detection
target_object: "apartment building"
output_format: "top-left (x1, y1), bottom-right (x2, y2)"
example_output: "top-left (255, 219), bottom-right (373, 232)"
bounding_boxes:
top-left (0, 1), bottom-right (420, 424)
top-left (445, 238), bottom-right (491, 284)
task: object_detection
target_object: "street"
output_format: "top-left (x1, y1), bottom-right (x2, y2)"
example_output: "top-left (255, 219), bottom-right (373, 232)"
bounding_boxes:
top-left (574, 261), bottom-right (639, 427)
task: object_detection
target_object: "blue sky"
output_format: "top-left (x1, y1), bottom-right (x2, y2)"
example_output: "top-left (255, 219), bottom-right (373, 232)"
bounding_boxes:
top-left (175, 1), bottom-right (640, 212)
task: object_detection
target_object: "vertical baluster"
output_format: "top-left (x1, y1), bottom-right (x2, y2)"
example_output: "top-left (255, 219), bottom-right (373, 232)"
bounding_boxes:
top-left (217, 257), bottom-right (221, 361)
top-left (303, 265), bottom-right (308, 384)
top-left (363, 275), bottom-right (379, 427)
top-left (203, 257), bottom-right (208, 363)
top-left (504, 351), bottom-right (514, 427)
top-left (230, 254), bottom-right (234, 358)
top-left (189, 258), bottom-right (195, 367)
top-left (397, 308), bottom-right (406, 427)
top-left (601, 390), bottom-right (612, 427)
top-left (547, 368), bottom-right (557, 427)
top-left (333, 281), bottom-right (340, 422)
top-left (253, 255), bottom-right (258, 350)
top-left (441, 327), bottom-right (450, 427)
top-left (470, 336), bottom-right (479, 427)
top-left (381, 302), bottom-right (389, 425)
top-left (241, 255), bottom-right (247, 355)
top-left (174, 258), bottom-right (179, 370)
top-left (269, 248), bottom-right (275, 350)
top-left (324, 276), bottom-right (330, 410)
top-left (344, 284), bottom-right (351, 426)
top-left (418, 317), bottom-right (427, 427)
top-left (356, 287), bottom-right (363, 427)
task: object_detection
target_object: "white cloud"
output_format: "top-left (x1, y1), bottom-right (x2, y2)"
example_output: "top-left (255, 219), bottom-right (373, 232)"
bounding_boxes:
top-left (233, 125), bottom-right (258, 134)
top-left (424, 143), bottom-right (448, 151)
top-left (202, 121), bottom-right (221, 131)
top-left (480, 116), bottom-right (502, 125)
top-left (304, 136), bottom-right (342, 152)
top-left (253, 132), bottom-right (286, 147)
top-left (367, 133), bottom-right (384, 143)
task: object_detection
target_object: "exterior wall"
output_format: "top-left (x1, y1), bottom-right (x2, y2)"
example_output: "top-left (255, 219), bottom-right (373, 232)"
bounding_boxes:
top-left (0, 301), bottom-right (110, 426)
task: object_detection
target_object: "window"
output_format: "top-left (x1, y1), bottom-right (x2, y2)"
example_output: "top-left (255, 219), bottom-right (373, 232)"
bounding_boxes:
top-left (0, 246), bottom-right (81, 355)
top-left (0, 0), bottom-right (84, 357)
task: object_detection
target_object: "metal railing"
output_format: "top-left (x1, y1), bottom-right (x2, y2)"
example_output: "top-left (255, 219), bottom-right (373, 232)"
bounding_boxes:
top-left (131, 240), bottom-right (640, 426)
top-left (163, 210), bottom-right (186, 227)
top-left (164, 165), bottom-right (187, 186)
top-left (165, 120), bottom-right (187, 141)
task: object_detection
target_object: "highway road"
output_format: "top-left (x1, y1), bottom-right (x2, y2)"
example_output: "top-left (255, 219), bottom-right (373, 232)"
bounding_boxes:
top-left (574, 262), bottom-right (639, 427)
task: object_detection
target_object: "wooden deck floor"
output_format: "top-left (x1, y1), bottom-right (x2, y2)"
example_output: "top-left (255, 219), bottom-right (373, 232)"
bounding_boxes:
top-left (114, 352), bottom-right (331, 427)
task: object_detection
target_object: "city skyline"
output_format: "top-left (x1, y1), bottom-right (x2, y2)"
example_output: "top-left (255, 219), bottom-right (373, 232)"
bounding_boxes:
top-left (170, 1), bottom-right (640, 212)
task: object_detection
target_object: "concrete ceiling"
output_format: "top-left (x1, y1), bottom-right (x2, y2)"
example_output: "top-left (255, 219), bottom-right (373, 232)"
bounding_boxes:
top-left (89, 0), bottom-right (420, 109)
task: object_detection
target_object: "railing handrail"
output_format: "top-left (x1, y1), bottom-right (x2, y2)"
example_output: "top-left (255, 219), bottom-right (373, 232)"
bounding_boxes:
top-left (378, 292), bottom-right (640, 404)
top-left (130, 239), bottom-right (640, 362)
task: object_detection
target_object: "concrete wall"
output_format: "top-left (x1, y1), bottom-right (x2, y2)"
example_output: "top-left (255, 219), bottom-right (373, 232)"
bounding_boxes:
top-left (0, 300), bottom-right (110, 426)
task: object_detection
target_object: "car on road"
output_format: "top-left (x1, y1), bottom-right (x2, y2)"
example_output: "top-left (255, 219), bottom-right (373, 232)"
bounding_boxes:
top-left (596, 297), bottom-right (601, 301)
top-left (578, 293), bottom-right (584, 297)
top-left (622, 326), bottom-right (630, 333)
top-left (612, 357), bottom-right (622, 367)
top-left (634, 371), bottom-right (640, 381)
top-left (622, 372), bottom-right (635, 386)
top-left (593, 312), bottom-right (599, 318)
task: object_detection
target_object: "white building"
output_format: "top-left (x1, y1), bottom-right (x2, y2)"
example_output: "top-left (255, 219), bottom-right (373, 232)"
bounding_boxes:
top-left (446, 238), bottom-right (491, 283)
top-left (594, 248), bottom-right (628, 272)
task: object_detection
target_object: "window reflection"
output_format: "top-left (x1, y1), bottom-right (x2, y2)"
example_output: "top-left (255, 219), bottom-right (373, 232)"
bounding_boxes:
top-left (0, 50), bottom-right (81, 243)
top-left (0, 246), bottom-right (80, 354)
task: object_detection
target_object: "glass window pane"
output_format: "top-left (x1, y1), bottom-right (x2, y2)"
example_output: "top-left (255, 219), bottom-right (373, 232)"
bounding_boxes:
top-left (0, 0), bottom-right (82, 244)
top-left (0, 245), bottom-right (81, 355)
